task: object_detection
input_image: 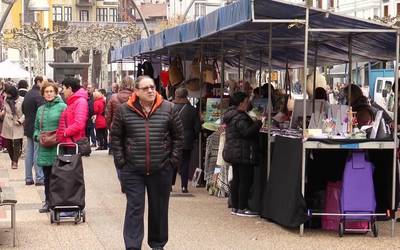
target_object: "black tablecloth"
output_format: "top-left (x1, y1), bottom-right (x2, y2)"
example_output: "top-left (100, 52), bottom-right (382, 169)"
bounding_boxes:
top-left (261, 135), bottom-right (308, 227)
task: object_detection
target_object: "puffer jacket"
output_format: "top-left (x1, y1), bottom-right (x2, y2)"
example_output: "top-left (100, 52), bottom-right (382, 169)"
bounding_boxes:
top-left (34, 96), bottom-right (66, 167)
top-left (105, 89), bottom-right (132, 129)
top-left (222, 106), bottom-right (262, 165)
top-left (111, 92), bottom-right (183, 175)
top-left (93, 96), bottom-right (106, 129)
top-left (56, 88), bottom-right (89, 143)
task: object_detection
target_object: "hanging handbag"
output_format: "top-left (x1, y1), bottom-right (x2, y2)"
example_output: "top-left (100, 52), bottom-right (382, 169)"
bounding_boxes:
top-left (39, 107), bottom-right (58, 148)
top-left (64, 117), bottom-right (92, 156)
top-left (169, 55), bottom-right (184, 86)
top-left (203, 59), bottom-right (218, 84)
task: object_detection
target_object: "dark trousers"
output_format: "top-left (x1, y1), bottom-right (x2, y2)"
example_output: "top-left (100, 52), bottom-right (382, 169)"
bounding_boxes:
top-left (42, 166), bottom-right (52, 203)
top-left (231, 164), bottom-right (254, 210)
top-left (96, 128), bottom-right (108, 148)
top-left (171, 149), bottom-right (191, 188)
top-left (86, 125), bottom-right (96, 145)
top-left (121, 167), bottom-right (172, 249)
top-left (5, 138), bottom-right (22, 163)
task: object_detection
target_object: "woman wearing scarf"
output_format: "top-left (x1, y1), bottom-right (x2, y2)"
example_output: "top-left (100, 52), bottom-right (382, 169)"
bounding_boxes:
top-left (1, 85), bottom-right (25, 169)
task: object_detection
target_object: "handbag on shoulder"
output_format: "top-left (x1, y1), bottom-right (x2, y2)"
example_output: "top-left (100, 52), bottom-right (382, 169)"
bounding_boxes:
top-left (39, 107), bottom-right (58, 148)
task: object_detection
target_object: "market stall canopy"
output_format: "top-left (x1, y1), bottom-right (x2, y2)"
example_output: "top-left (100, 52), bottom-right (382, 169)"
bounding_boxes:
top-left (112, 0), bottom-right (397, 69)
top-left (0, 60), bottom-right (30, 78)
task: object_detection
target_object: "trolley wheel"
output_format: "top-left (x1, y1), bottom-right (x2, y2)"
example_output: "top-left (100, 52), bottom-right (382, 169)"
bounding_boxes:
top-left (50, 211), bottom-right (54, 224)
top-left (339, 222), bottom-right (344, 237)
top-left (55, 212), bottom-right (60, 225)
top-left (372, 222), bottom-right (378, 237)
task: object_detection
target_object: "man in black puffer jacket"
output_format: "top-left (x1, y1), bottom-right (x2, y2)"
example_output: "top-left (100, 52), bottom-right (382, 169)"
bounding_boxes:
top-left (223, 92), bottom-right (262, 217)
top-left (111, 76), bottom-right (183, 250)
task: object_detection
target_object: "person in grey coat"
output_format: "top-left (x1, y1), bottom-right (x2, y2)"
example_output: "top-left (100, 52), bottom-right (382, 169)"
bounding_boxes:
top-left (172, 87), bottom-right (200, 193)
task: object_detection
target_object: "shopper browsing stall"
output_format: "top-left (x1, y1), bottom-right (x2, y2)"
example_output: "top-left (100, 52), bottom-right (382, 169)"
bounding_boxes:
top-left (222, 92), bottom-right (262, 217)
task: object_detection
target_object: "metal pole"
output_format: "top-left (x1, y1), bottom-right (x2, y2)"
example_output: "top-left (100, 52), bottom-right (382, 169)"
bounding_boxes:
top-left (391, 30), bottom-right (399, 237)
top-left (259, 49), bottom-right (262, 91)
top-left (242, 41), bottom-right (247, 91)
top-left (220, 41), bottom-right (225, 104)
top-left (238, 55), bottom-right (241, 83)
top-left (308, 28), bottom-right (397, 33)
top-left (312, 43), bottom-right (318, 113)
top-left (159, 54), bottom-right (162, 92)
top-left (0, 1), bottom-right (15, 32)
top-left (348, 36), bottom-right (353, 133)
top-left (300, 6), bottom-right (310, 237)
top-left (198, 45), bottom-right (203, 181)
top-left (348, 36), bottom-right (352, 86)
top-left (129, 0), bottom-right (150, 37)
top-left (267, 24), bottom-right (272, 181)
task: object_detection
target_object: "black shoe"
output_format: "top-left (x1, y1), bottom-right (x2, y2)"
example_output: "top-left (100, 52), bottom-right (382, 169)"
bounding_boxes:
top-left (182, 187), bottom-right (188, 193)
top-left (25, 180), bottom-right (34, 185)
top-left (38, 203), bottom-right (49, 213)
top-left (35, 181), bottom-right (44, 186)
top-left (152, 248), bottom-right (164, 250)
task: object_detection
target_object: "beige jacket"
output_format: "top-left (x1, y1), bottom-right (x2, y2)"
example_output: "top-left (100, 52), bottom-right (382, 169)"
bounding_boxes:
top-left (1, 96), bottom-right (25, 139)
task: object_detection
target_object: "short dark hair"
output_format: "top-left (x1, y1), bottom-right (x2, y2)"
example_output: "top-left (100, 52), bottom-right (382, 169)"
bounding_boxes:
top-left (62, 78), bottom-right (81, 93)
top-left (17, 80), bottom-right (28, 89)
top-left (34, 76), bottom-right (43, 86)
top-left (229, 91), bottom-right (248, 106)
top-left (99, 88), bottom-right (106, 96)
top-left (315, 87), bottom-right (328, 101)
top-left (5, 85), bottom-right (18, 99)
top-left (175, 87), bottom-right (188, 98)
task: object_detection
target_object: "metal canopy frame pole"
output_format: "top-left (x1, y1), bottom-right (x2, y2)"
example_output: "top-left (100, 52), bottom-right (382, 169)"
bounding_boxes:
top-left (300, 5), bottom-right (310, 237)
top-left (198, 45), bottom-right (204, 182)
top-left (312, 43), bottom-right (318, 112)
top-left (308, 28), bottom-right (397, 33)
top-left (220, 42), bottom-right (225, 104)
top-left (391, 30), bottom-right (400, 237)
top-left (267, 24), bottom-right (273, 181)
top-left (259, 49), bottom-right (262, 90)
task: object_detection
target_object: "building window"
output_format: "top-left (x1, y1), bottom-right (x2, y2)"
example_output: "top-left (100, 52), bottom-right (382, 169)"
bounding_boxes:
top-left (384, 5), bottom-right (389, 17)
top-left (194, 3), bottom-right (206, 19)
top-left (329, 0), bottom-right (334, 8)
top-left (397, 3), bottom-right (400, 16)
top-left (109, 8), bottom-right (117, 22)
top-left (53, 6), bottom-right (62, 21)
top-left (96, 8), bottom-right (108, 22)
top-left (64, 7), bottom-right (72, 21)
top-left (317, 0), bottom-right (322, 8)
top-left (80, 10), bottom-right (89, 22)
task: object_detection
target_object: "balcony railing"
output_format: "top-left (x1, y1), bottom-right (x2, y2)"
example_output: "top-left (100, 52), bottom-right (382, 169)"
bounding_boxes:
top-left (76, 0), bottom-right (94, 7)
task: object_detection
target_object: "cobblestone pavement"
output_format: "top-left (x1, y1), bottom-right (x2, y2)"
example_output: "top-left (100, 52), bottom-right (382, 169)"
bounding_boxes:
top-left (0, 150), bottom-right (399, 249)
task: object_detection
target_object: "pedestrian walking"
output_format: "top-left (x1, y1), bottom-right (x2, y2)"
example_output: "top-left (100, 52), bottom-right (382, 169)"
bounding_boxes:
top-left (86, 84), bottom-right (97, 147)
top-left (33, 81), bottom-right (66, 213)
top-left (111, 75), bottom-right (183, 250)
top-left (222, 92), bottom-right (262, 217)
top-left (56, 78), bottom-right (89, 145)
top-left (22, 76), bottom-right (45, 185)
top-left (17, 80), bottom-right (29, 97)
top-left (172, 87), bottom-right (200, 193)
top-left (106, 76), bottom-right (134, 192)
top-left (1, 85), bottom-right (25, 169)
top-left (93, 91), bottom-right (107, 150)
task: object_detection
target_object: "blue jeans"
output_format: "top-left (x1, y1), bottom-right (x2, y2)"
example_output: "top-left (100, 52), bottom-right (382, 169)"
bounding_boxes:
top-left (25, 137), bottom-right (44, 182)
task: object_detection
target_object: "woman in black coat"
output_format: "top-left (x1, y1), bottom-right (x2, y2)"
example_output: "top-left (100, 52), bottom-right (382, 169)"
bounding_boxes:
top-left (222, 92), bottom-right (262, 217)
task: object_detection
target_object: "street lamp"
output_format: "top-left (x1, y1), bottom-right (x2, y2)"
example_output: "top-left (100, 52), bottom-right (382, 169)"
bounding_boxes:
top-left (28, 0), bottom-right (49, 75)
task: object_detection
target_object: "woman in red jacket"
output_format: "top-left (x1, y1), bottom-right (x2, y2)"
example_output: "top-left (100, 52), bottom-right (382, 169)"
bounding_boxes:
top-left (93, 91), bottom-right (107, 150)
